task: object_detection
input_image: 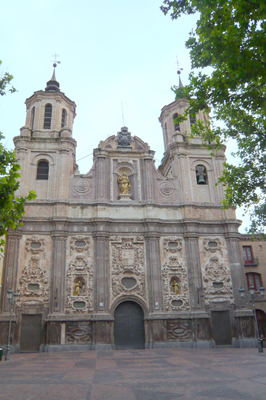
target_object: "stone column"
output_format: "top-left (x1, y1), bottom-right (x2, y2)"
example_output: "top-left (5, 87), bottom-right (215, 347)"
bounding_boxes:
top-left (51, 235), bottom-right (67, 313)
top-left (225, 233), bottom-right (248, 307)
top-left (143, 157), bottom-right (154, 202)
top-left (184, 233), bottom-right (204, 310)
top-left (145, 233), bottom-right (163, 312)
top-left (1, 234), bottom-right (21, 313)
top-left (95, 155), bottom-right (107, 201)
top-left (93, 232), bottom-right (110, 314)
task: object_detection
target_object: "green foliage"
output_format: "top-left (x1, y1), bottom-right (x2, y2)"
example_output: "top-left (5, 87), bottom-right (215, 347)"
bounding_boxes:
top-left (0, 61), bottom-right (36, 252)
top-left (161, 0), bottom-right (266, 232)
top-left (0, 60), bottom-right (17, 96)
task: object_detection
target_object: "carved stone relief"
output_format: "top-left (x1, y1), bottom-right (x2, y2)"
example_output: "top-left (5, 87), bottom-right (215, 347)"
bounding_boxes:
top-left (17, 255), bottom-right (49, 305)
top-left (109, 236), bottom-right (147, 305)
top-left (25, 235), bottom-right (45, 254)
top-left (162, 238), bottom-right (190, 312)
top-left (202, 256), bottom-right (234, 305)
top-left (66, 322), bottom-right (92, 344)
top-left (167, 320), bottom-right (192, 341)
top-left (199, 237), bottom-right (234, 305)
top-left (163, 237), bottom-right (182, 257)
top-left (159, 180), bottom-right (175, 197)
top-left (65, 255), bottom-right (93, 314)
top-left (203, 238), bottom-right (222, 254)
top-left (70, 236), bottom-right (90, 255)
top-left (66, 235), bottom-right (93, 314)
top-left (48, 322), bottom-right (61, 345)
top-left (73, 177), bottom-right (91, 194)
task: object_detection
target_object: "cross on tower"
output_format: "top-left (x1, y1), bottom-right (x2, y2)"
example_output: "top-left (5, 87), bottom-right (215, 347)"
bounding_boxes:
top-left (51, 53), bottom-right (61, 68)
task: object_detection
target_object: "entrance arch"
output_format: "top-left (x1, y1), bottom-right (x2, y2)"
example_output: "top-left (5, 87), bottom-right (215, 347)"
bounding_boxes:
top-left (114, 301), bottom-right (145, 349)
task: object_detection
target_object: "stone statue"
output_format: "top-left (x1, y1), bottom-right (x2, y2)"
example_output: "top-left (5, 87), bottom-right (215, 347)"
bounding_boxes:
top-left (73, 280), bottom-right (83, 296)
top-left (171, 279), bottom-right (180, 295)
top-left (118, 172), bottom-right (131, 194)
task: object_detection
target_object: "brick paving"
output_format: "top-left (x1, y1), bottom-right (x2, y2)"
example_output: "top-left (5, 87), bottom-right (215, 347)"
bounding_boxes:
top-left (0, 348), bottom-right (266, 399)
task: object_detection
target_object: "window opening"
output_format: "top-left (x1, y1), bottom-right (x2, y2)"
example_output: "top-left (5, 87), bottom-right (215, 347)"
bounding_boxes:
top-left (257, 310), bottom-right (266, 338)
top-left (189, 114), bottom-right (196, 126)
top-left (37, 161), bottom-right (49, 180)
top-left (195, 165), bottom-right (208, 184)
top-left (61, 109), bottom-right (66, 128)
top-left (43, 104), bottom-right (52, 129)
top-left (173, 113), bottom-right (180, 132)
top-left (243, 246), bottom-right (254, 264)
top-left (246, 272), bottom-right (262, 292)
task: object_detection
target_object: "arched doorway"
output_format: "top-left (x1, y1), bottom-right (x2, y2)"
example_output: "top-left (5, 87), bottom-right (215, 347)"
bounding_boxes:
top-left (114, 301), bottom-right (145, 349)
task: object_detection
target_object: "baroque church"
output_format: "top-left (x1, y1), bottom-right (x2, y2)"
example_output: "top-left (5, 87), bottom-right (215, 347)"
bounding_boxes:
top-left (0, 68), bottom-right (255, 352)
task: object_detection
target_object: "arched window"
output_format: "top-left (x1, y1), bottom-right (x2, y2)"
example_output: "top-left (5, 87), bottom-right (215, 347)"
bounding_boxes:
top-left (256, 310), bottom-right (266, 338)
top-left (246, 272), bottom-right (262, 291)
top-left (31, 107), bottom-right (35, 131)
top-left (195, 165), bottom-right (208, 184)
top-left (189, 114), bottom-right (196, 126)
top-left (43, 104), bottom-right (52, 129)
top-left (37, 161), bottom-right (49, 180)
top-left (61, 108), bottom-right (67, 128)
top-left (173, 113), bottom-right (180, 132)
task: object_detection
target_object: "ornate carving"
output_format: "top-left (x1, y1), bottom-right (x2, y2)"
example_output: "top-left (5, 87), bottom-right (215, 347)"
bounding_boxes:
top-left (48, 322), bottom-right (61, 345)
top-left (241, 317), bottom-right (255, 338)
top-left (202, 256), bottom-right (234, 305)
top-left (17, 256), bottom-right (49, 304)
top-left (203, 238), bottom-right (222, 253)
top-left (25, 236), bottom-right (45, 254)
top-left (160, 181), bottom-right (175, 196)
top-left (163, 237), bottom-right (182, 257)
top-left (66, 322), bottom-right (92, 344)
top-left (70, 236), bottom-right (90, 255)
top-left (73, 178), bottom-right (91, 194)
top-left (65, 256), bottom-right (93, 314)
top-left (117, 126), bottom-right (131, 147)
top-left (167, 320), bottom-right (192, 341)
top-left (152, 321), bottom-right (165, 342)
top-left (96, 321), bottom-right (109, 344)
top-left (109, 236), bottom-right (147, 304)
top-left (162, 257), bottom-right (190, 311)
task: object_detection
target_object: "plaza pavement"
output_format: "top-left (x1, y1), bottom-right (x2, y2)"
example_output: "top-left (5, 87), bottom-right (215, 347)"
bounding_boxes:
top-left (0, 348), bottom-right (266, 400)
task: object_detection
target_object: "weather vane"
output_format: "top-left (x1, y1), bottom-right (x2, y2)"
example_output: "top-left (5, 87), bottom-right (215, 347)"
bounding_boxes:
top-left (175, 56), bottom-right (183, 75)
top-left (51, 53), bottom-right (61, 68)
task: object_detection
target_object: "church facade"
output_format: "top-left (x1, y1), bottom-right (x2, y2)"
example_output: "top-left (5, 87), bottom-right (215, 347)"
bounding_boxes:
top-left (0, 71), bottom-right (255, 352)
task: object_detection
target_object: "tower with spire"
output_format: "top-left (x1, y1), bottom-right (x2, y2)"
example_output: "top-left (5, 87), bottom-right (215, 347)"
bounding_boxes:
top-left (14, 65), bottom-right (77, 200)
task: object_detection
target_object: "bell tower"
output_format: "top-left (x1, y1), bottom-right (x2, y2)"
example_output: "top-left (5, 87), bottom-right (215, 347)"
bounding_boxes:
top-left (158, 73), bottom-right (226, 205)
top-left (14, 64), bottom-right (77, 200)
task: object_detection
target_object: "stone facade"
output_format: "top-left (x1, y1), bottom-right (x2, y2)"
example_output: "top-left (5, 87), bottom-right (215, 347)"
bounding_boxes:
top-left (0, 71), bottom-right (255, 352)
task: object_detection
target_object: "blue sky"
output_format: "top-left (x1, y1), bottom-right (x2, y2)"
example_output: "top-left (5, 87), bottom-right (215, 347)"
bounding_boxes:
top-left (0, 0), bottom-right (248, 230)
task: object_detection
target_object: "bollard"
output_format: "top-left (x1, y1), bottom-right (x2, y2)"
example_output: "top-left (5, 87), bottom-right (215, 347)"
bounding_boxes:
top-left (0, 348), bottom-right (2, 361)
top-left (258, 338), bottom-right (263, 353)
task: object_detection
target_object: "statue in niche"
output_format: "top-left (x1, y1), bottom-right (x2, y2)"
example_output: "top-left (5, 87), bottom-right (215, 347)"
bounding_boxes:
top-left (171, 278), bottom-right (180, 295)
top-left (118, 172), bottom-right (131, 194)
top-left (73, 279), bottom-right (84, 296)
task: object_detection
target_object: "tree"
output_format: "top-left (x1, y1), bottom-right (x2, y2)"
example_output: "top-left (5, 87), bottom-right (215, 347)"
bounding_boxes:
top-left (0, 61), bottom-right (36, 251)
top-left (161, 0), bottom-right (266, 233)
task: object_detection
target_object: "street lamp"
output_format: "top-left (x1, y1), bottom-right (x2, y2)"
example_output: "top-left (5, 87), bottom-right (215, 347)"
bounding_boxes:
top-left (239, 285), bottom-right (265, 353)
top-left (5, 289), bottom-right (18, 361)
